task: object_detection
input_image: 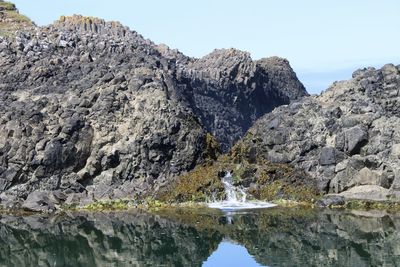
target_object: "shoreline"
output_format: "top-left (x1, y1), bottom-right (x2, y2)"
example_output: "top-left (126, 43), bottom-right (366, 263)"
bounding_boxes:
top-left (3, 196), bottom-right (400, 215)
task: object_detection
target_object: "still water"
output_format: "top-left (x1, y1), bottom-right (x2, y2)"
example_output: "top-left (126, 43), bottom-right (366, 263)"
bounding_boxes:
top-left (0, 207), bottom-right (400, 267)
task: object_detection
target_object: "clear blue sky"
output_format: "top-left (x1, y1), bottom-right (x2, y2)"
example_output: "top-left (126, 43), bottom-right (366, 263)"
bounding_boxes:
top-left (203, 241), bottom-right (264, 267)
top-left (12, 0), bottom-right (400, 93)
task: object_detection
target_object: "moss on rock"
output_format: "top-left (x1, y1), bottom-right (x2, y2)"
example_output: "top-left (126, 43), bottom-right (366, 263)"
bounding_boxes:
top-left (157, 162), bottom-right (226, 203)
top-left (158, 143), bottom-right (320, 203)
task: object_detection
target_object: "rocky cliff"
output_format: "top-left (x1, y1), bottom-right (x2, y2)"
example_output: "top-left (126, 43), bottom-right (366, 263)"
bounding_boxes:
top-left (237, 64), bottom-right (400, 200)
top-left (0, 5), bottom-right (306, 209)
top-left (178, 49), bottom-right (306, 151)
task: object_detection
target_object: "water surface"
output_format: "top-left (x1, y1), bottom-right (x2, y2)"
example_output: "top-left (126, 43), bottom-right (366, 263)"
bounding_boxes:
top-left (1, 207), bottom-right (400, 266)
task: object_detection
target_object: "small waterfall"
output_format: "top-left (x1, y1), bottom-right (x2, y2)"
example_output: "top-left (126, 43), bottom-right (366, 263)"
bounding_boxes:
top-left (207, 171), bottom-right (277, 211)
top-left (221, 172), bottom-right (247, 203)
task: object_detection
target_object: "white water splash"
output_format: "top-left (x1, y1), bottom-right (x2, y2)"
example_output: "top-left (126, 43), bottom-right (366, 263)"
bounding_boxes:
top-left (221, 171), bottom-right (247, 202)
top-left (207, 171), bottom-right (277, 211)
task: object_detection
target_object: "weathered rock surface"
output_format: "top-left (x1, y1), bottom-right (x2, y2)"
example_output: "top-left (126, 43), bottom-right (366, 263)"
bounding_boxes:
top-left (0, 8), bottom-right (306, 208)
top-left (21, 190), bottom-right (61, 212)
top-left (0, 15), bottom-right (210, 206)
top-left (238, 64), bottom-right (400, 199)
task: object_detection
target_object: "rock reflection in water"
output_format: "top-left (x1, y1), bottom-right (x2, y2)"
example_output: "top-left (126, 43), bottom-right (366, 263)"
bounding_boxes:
top-left (0, 211), bottom-right (222, 267)
top-left (0, 208), bottom-right (399, 267)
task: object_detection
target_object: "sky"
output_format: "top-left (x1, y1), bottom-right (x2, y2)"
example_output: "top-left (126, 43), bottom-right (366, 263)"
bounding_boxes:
top-left (12, 0), bottom-right (400, 93)
top-left (203, 241), bottom-right (264, 267)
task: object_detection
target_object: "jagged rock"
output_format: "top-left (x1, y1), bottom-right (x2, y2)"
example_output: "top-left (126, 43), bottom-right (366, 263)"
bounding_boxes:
top-left (319, 147), bottom-right (336, 166)
top-left (237, 64), bottom-right (400, 198)
top-left (182, 48), bottom-right (307, 151)
top-left (0, 7), bottom-right (306, 206)
top-left (21, 191), bottom-right (58, 212)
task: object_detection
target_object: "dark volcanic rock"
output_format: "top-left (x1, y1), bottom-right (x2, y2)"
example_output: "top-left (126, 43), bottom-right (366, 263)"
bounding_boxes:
top-left (0, 10), bottom-right (306, 207)
top-left (238, 64), bottom-right (400, 199)
top-left (180, 49), bottom-right (307, 151)
top-left (0, 15), bottom-right (210, 204)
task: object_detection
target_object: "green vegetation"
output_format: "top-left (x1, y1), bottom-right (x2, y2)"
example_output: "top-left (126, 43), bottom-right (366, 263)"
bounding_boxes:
top-left (4, 10), bottom-right (32, 24)
top-left (249, 175), bottom-right (320, 203)
top-left (158, 138), bottom-right (320, 204)
top-left (157, 162), bottom-right (225, 203)
top-left (75, 199), bottom-right (130, 211)
top-left (155, 132), bottom-right (223, 203)
top-left (344, 199), bottom-right (400, 212)
top-left (0, 1), bottom-right (16, 11)
top-left (0, 1), bottom-right (34, 37)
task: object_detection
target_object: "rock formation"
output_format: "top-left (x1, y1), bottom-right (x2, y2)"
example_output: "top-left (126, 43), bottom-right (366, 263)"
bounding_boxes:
top-left (0, 3), bottom-right (306, 209)
top-left (238, 64), bottom-right (400, 200)
top-left (178, 49), bottom-right (306, 151)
